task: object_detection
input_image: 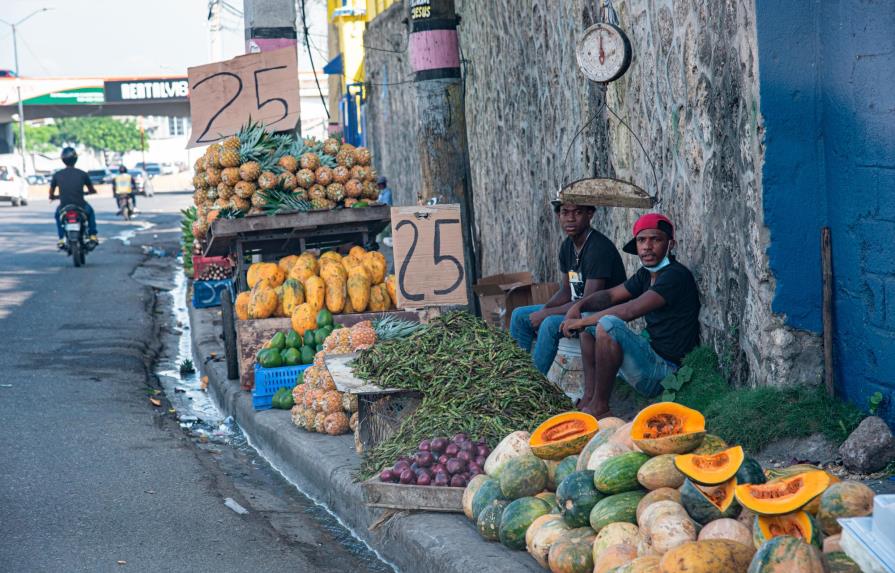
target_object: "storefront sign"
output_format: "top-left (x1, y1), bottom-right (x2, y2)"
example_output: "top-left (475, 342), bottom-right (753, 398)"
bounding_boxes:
top-left (23, 87), bottom-right (105, 105)
top-left (391, 204), bottom-right (468, 308)
top-left (186, 47), bottom-right (300, 148)
top-left (104, 78), bottom-right (189, 102)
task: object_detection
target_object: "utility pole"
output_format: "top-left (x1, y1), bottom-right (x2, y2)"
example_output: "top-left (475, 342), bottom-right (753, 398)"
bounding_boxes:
top-left (407, 0), bottom-right (479, 299)
top-left (208, 0), bottom-right (224, 62)
top-left (0, 8), bottom-right (51, 175)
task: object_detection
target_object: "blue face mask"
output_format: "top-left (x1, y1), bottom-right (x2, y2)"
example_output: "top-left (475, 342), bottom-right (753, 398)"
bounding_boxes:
top-left (643, 256), bottom-right (672, 272)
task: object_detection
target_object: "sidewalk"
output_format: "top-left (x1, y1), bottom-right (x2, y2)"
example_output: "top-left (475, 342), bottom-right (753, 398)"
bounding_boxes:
top-left (189, 303), bottom-right (541, 573)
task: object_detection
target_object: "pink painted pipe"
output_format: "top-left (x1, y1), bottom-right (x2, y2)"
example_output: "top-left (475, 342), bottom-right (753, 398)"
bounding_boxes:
top-left (409, 29), bottom-right (460, 72)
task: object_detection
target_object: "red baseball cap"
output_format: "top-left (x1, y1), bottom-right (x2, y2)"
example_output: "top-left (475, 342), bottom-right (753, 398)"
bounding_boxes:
top-left (623, 213), bottom-right (674, 254)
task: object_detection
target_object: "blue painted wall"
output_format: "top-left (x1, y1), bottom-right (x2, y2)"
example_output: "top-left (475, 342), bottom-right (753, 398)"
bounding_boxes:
top-left (757, 0), bottom-right (895, 424)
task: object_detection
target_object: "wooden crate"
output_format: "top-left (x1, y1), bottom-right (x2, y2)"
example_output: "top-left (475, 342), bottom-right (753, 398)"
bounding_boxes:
top-left (355, 389), bottom-right (422, 454)
top-left (361, 478), bottom-right (464, 512)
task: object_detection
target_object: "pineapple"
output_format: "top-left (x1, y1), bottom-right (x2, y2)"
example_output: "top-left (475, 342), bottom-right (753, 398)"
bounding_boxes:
top-left (326, 183), bottom-right (345, 203)
top-left (322, 137), bottom-right (341, 155)
top-left (300, 152), bottom-right (321, 171)
top-left (278, 172), bottom-right (298, 191)
top-left (277, 154), bottom-right (298, 173)
top-left (296, 169), bottom-right (315, 189)
top-left (362, 181), bottom-right (379, 199)
top-left (193, 190), bottom-right (207, 206)
top-left (257, 171), bottom-right (277, 190)
top-left (343, 198), bottom-right (358, 208)
top-left (205, 167), bottom-right (222, 186)
top-left (239, 160), bottom-right (262, 182)
top-left (206, 143), bottom-right (222, 168)
top-left (217, 182), bottom-right (234, 200)
top-left (221, 167), bottom-right (240, 186)
top-left (350, 165), bottom-right (367, 181)
top-left (353, 146), bottom-right (372, 166)
top-left (303, 137), bottom-right (320, 149)
top-left (293, 189), bottom-right (308, 201)
top-left (215, 197), bottom-right (230, 209)
top-left (336, 149), bottom-right (356, 168)
top-left (231, 196), bottom-right (251, 211)
top-left (366, 168), bottom-right (378, 182)
top-left (193, 156), bottom-right (206, 173)
top-left (221, 134), bottom-right (240, 151)
top-left (251, 192), bottom-right (268, 208)
top-left (310, 197), bottom-right (336, 210)
top-left (349, 321), bottom-right (377, 349)
top-left (219, 145), bottom-right (240, 168)
top-left (234, 180), bottom-right (257, 199)
top-left (206, 186), bottom-right (219, 201)
top-left (192, 173), bottom-right (207, 190)
top-left (308, 184), bottom-right (326, 201)
top-left (332, 166), bottom-right (350, 184)
top-left (315, 166), bottom-right (333, 186)
top-left (194, 218), bottom-right (210, 237)
top-left (345, 179), bottom-right (363, 198)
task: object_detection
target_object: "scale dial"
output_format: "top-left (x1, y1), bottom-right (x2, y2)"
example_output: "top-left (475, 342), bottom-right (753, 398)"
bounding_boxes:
top-left (576, 22), bottom-right (633, 83)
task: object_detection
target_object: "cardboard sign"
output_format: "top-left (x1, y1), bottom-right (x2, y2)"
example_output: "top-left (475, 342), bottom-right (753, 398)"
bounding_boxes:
top-left (391, 204), bottom-right (468, 308)
top-left (187, 47), bottom-right (300, 148)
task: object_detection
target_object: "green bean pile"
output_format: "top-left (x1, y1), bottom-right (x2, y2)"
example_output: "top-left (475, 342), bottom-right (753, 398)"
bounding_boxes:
top-left (354, 312), bottom-right (572, 478)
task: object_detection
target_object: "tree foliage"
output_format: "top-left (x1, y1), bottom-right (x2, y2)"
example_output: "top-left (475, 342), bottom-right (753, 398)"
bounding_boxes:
top-left (16, 117), bottom-right (144, 155)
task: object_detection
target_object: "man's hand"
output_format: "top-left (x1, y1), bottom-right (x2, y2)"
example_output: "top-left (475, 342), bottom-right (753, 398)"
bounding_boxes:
top-left (561, 317), bottom-right (587, 338)
top-left (529, 309), bottom-right (548, 330)
top-left (566, 303), bottom-right (582, 320)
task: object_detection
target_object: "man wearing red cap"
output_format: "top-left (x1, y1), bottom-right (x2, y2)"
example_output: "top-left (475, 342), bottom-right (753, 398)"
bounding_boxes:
top-left (561, 213), bottom-right (701, 417)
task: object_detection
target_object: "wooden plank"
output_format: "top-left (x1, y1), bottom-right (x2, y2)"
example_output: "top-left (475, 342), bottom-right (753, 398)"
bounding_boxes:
top-left (361, 478), bottom-right (464, 512)
top-left (822, 227), bottom-right (834, 397)
top-left (211, 205), bottom-right (391, 238)
top-left (560, 177), bottom-right (656, 209)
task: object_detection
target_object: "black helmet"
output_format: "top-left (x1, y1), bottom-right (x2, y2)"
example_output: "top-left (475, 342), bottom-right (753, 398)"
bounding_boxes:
top-left (61, 147), bottom-right (78, 166)
top-left (119, 165), bottom-right (128, 173)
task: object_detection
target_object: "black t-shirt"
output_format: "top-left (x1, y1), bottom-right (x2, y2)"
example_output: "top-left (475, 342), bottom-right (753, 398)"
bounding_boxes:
top-left (623, 259), bottom-right (700, 364)
top-left (559, 229), bottom-right (627, 301)
top-left (51, 167), bottom-right (93, 206)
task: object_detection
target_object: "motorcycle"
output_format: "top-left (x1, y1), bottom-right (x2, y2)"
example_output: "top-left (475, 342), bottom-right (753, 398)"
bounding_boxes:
top-left (116, 193), bottom-right (133, 220)
top-left (58, 204), bottom-right (95, 267)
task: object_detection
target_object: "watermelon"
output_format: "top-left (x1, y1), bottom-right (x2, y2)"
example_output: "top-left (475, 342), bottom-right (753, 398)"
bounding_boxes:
top-left (498, 455), bottom-right (548, 499)
top-left (477, 499), bottom-right (510, 541)
top-left (747, 535), bottom-right (827, 573)
top-left (463, 474), bottom-right (490, 520)
top-left (556, 470), bottom-right (603, 528)
top-left (825, 552), bottom-right (862, 573)
top-left (735, 458), bottom-right (767, 485)
top-left (499, 497), bottom-right (552, 550)
top-left (471, 478), bottom-right (506, 521)
top-left (555, 455), bottom-right (579, 487)
top-left (588, 490), bottom-right (646, 533)
top-left (816, 481), bottom-right (875, 535)
top-left (535, 491), bottom-right (559, 511)
top-left (576, 426), bottom-right (620, 471)
top-left (681, 478), bottom-right (740, 525)
top-left (593, 451), bottom-right (649, 494)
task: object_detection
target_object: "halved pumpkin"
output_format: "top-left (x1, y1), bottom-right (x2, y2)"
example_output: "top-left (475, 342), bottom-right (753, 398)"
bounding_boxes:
top-left (735, 470), bottom-right (830, 516)
top-left (753, 510), bottom-right (823, 548)
top-left (630, 402), bottom-right (706, 455)
top-left (680, 477), bottom-right (740, 524)
top-left (675, 445), bottom-right (745, 485)
top-left (764, 464), bottom-right (840, 514)
top-left (530, 412), bottom-right (599, 461)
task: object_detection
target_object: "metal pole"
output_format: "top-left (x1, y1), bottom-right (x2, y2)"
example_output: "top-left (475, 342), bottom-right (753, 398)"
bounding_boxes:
top-left (12, 24), bottom-right (27, 175)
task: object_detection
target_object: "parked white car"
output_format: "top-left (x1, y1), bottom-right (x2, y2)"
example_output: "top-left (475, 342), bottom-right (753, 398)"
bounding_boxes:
top-left (0, 157), bottom-right (28, 206)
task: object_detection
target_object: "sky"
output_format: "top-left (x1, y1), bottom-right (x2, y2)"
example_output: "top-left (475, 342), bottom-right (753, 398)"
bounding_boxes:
top-left (0, 0), bottom-right (330, 79)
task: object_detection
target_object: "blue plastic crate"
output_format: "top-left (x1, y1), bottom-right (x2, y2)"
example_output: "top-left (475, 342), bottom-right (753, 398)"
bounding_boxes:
top-left (252, 363), bottom-right (311, 410)
top-left (192, 279), bottom-right (235, 309)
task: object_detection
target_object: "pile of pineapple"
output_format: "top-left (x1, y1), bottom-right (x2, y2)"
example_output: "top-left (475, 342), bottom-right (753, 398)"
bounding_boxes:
top-left (290, 350), bottom-right (356, 436)
top-left (190, 120), bottom-right (381, 238)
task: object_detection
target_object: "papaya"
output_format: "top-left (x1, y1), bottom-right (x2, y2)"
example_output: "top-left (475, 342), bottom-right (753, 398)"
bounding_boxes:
top-left (303, 275), bottom-right (326, 312)
top-left (320, 260), bottom-right (348, 283)
top-left (248, 280), bottom-right (278, 319)
top-left (277, 254), bottom-right (299, 274)
top-left (247, 262), bottom-right (285, 289)
top-left (324, 274), bottom-right (346, 314)
top-left (281, 279), bottom-right (305, 316)
top-left (341, 254), bottom-right (364, 273)
top-left (274, 285), bottom-right (287, 317)
top-left (288, 254), bottom-right (318, 282)
top-left (319, 250), bottom-right (342, 265)
top-left (368, 284), bottom-right (391, 312)
top-left (235, 291), bottom-right (250, 320)
top-left (385, 274), bottom-right (397, 306)
top-left (291, 303), bottom-right (318, 336)
top-left (363, 251), bottom-right (387, 284)
top-left (347, 267), bottom-right (371, 312)
top-left (349, 245), bottom-right (366, 259)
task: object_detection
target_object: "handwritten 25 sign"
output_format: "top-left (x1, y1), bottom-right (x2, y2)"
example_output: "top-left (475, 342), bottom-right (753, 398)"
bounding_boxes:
top-left (186, 47), bottom-right (300, 148)
top-left (391, 205), bottom-right (468, 308)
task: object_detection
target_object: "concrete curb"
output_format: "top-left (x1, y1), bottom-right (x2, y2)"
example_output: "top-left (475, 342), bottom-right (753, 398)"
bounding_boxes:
top-left (188, 304), bottom-right (541, 573)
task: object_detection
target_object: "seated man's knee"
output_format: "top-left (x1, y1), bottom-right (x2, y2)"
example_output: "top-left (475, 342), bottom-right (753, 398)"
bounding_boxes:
top-left (539, 314), bottom-right (564, 336)
top-left (597, 315), bottom-right (624, 337)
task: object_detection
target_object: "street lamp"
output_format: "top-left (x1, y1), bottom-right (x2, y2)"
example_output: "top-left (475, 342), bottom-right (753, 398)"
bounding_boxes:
top-left (0, 8), bottom-right (52, 175)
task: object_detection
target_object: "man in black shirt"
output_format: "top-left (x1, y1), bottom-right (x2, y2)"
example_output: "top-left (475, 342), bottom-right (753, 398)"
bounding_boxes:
top-left (561, 214), bottom-right (700, 417)
top-left (509, 199), bottom-right (626, 374)
top-left (49, 147), bottom-right (98, 247)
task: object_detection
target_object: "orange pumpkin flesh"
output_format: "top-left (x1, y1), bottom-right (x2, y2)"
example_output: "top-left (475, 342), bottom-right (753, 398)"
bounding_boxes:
top-left (735, 470), bottom-right (830, 516)
top-left (675, 446), bottom-right (745, 485)
top-left (530, 412), bottom-right (599, 461)
top-left (755, 511), bottom-right (818, 547)
top-left (631, 402), bottom-right (706, 455)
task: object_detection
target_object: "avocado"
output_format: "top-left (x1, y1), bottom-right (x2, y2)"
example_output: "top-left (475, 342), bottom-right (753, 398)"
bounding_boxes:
top-left (314, 329), bottom-right (328, 346)
top-left (258, 348), bottom-right (283, 368)
top-left (300, 346), bottom-right (315, 365)
top-left (270, 332), bottom-right (286, 350)
top-left (315, 344), bottom-right (324, 353)
top-left (316, 309), bottom-right (333, 328)
top-left (285, 330), bottom-right (302, 349)
top-left (283, 347), bottom-right (302, 366)
top-left (304, 330), bottom-right (317, 348)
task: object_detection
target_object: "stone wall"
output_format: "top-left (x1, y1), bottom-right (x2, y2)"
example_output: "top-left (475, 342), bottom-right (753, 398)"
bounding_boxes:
top-left (364, 0), bottom-right (822, 388)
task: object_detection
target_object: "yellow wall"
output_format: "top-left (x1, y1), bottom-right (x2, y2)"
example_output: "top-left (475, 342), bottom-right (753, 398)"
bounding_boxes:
top-left (327, 0), bottom-right (399, 87)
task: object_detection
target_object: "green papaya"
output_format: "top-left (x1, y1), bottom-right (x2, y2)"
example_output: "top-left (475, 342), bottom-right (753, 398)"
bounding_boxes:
top-left (270, 332), bottom-right (286, 350)
top-left (300, 346), bottom-right (315, 365)
top-left (285, 330), bottom-right (302, 349)
top-left (304, 331), bottom-right (316, 348)
top-left (317, 309), bottom-right (334, 327)
top-left (258, 348), bottom-right (283, 368)
top-left (283, 347), bottom-right (302, 366)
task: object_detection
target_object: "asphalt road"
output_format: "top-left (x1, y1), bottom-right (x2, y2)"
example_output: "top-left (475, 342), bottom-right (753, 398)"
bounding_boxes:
top-left (0, 189), bottom-right (389, 572)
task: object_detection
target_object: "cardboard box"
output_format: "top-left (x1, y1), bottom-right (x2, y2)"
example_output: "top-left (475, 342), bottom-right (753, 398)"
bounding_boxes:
top-left (473, 272), bottom-right (560, 329)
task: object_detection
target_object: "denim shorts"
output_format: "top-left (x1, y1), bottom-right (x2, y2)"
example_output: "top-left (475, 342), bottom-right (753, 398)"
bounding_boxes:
top-left (585, 315), bottom-right (677, 397)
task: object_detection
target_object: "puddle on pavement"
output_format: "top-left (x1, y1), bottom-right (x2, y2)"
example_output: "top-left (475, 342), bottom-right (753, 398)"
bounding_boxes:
top-left (155, 259), bottom-right (395, 573)
top-left (113, 219), bottom-right (155, 245)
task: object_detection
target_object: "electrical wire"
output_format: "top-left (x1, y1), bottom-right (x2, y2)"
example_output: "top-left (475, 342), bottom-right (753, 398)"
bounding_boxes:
top-left (300, 0), bottom-right (329, 119)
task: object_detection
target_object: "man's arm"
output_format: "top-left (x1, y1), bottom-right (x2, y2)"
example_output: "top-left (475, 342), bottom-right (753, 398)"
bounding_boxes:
top-left (49, 176), bottom-right (57, 200)
top-left (543, 275), bottom-right (572, 309)
top-left (85, 177), bottom-right (98, 195)
top-left (566, 290), bottom-right (665, 336)
top-left (560, 284), bottom-right (639, 337)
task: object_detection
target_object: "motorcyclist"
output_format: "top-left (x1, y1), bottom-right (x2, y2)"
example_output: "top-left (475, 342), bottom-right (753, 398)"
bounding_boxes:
top-left (112, 164), bottom-right (137, 214)
top-left (49, 147), bottom-right (98, 248)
